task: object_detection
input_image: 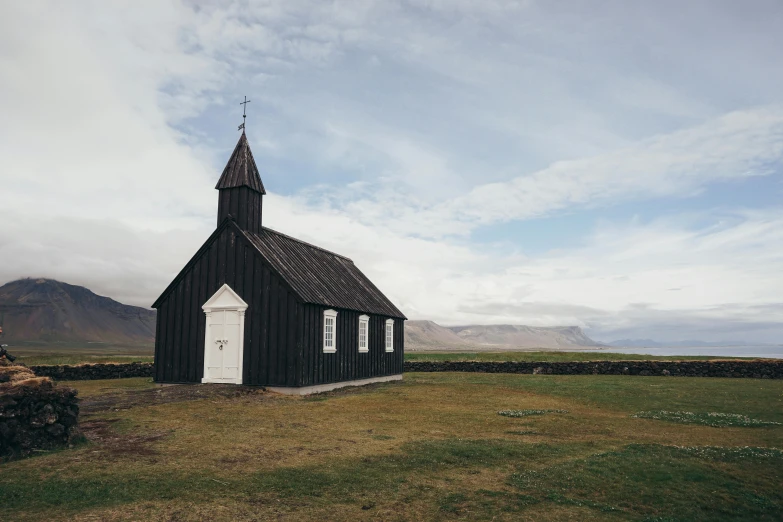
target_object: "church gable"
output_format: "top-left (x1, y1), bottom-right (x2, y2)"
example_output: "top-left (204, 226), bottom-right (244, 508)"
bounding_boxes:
top-left (152, 218), bottom-right (300, 309)
top-left (202, 284), bottom-right (248, 311)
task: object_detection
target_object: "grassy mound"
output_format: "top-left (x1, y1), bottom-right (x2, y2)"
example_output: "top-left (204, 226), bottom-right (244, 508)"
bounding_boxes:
top-left (1, 359), bottom-right (82, 461)
top-left (0, 358), bottom-right (36, 383)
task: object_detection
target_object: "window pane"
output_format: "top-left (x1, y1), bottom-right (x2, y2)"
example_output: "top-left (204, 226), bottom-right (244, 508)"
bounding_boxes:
top-left (325, 316), bottom-right (336, 349)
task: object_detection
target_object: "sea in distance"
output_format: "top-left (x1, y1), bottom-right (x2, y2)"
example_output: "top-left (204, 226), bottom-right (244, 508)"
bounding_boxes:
top-left (599, 345), bottom-right (783, 359)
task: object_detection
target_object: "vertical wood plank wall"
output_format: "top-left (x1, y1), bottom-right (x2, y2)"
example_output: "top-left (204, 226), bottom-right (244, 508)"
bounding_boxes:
top-left (154, 226), bottom-right (300, 385)
top-left (217, 187), bottom-right (263, 234)
top-left (298, 305), bottom-right (405, 386)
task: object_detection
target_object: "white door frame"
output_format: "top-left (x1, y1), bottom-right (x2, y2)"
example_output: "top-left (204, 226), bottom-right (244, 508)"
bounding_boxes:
top-left (201, 284), bottom-right (249, 385)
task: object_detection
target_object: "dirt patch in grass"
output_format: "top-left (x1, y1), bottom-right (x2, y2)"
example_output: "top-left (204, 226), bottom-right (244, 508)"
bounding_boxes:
top-left (79, 419), bottom-right (168, 458)
top-left (79, 384), bottom-right (268, 415)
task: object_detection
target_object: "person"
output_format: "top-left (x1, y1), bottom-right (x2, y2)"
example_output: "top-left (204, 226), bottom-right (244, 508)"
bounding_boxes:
top-left (0, 326), bottom-right (15, 362)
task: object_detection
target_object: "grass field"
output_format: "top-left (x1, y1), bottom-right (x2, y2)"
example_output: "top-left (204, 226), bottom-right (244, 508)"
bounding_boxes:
top-left (2, 373), bottom-right (782, 521)
top-left (10, 345), bottom-right (758, 367)
top-left (9, 343), bottom-right (154, 366)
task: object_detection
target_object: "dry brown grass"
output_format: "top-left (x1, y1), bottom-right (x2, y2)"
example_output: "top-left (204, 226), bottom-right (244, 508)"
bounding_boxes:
top-left (2, 373), bottom-right (782, 521)
top-left (0, 359), bottom-right (38, 384)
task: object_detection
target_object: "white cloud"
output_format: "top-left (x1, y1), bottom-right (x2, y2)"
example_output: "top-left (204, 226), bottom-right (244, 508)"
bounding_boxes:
top-left (261, 201), bottom-right (783, 342)
top-left (0, 1), bottom-right (781, 343)
top-left (312, 106), bottom-right (783, 238)
top-left (0, 212), bottom-right (207, 307)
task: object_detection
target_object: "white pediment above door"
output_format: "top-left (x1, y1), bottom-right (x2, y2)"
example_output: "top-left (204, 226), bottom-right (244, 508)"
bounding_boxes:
top-left (202, 284), bottom-right (249, 311)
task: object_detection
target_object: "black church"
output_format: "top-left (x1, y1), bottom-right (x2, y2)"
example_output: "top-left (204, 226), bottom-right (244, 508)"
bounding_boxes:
top-left (152, 132), bottom-right (406, 394)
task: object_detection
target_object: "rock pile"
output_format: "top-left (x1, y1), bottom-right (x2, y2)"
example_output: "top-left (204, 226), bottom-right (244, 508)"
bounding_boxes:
top-left (0, 359), bottom-right (82, 461)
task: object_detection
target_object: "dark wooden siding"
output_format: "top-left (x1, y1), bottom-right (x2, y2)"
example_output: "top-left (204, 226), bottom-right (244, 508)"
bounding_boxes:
top-left (298, 304), bottom-right (404, 386)
top-left (153, 225), bottom-right (300, 385)
top-left (218, 187), bottom-right (263, 235)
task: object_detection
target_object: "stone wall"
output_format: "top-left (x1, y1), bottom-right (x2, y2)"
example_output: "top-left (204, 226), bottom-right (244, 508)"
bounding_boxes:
top-left (30, 362), bottom-right (154, 381)
top-left (0, 372), bottom-right (82, 460)
top-left (25, 359), bottom-right (783, 382)
top-left (403, 360), bottom-right (783, 379)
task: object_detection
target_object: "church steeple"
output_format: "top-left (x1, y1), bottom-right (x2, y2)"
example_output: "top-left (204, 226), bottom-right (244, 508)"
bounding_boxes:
top-left (216, 133), bottom-right (266, 194)
top-left (216, 133), bottom-right (265, 234)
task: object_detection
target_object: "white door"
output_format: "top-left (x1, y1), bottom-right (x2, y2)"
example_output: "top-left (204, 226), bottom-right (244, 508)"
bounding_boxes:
top-left (202, 284), bottom-right (248, 385)
top-left (205, 310), bottom-right (241, 382)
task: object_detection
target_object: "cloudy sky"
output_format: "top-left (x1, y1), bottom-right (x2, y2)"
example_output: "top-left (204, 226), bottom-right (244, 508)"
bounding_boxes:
top-left (1, 1), bottom-right (782, 343)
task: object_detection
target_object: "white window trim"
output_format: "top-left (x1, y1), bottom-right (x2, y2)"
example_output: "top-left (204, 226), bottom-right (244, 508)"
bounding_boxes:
top-left (323, 309), bottom-right (338, 353)
top-left (358, 315), bottom-right (369, 353)
top-left (385, 318), bottom-right (394, 352)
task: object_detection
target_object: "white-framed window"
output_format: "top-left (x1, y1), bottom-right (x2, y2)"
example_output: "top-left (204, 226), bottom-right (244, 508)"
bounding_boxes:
top-left (358, 315), bottom-right (369, 353)
top-left (385, 318), bottom-right (394, 352)
top-left (323, 309), bottom-right (338, 353)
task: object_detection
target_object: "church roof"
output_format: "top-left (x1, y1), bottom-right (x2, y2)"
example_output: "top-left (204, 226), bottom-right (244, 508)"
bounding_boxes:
top-left (243, 227), bottom-right (407, 319)
top-left (152, 218), bottom-right (406, 319)
top-left (215, 133), bottom-right (266, 194)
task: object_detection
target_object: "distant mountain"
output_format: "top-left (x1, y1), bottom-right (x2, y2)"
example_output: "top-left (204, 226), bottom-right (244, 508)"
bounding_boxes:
top-left (405, 320), bottom-right (604, 350)
top-left (450, 324), bottom-right (605, 348)
top-left (0, 278), bottom-right (155, 344)
top-left (405, 321), bottom-right (471, 350)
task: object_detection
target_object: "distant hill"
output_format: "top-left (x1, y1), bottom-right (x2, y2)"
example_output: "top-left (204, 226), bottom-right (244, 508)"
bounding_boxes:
top-left (0, 278), bottom-right (155, 344)
top-left (0, 277), bottom-right (605, 350)
top-left (405, 321), bottom-right (471, 350)
top-left (405, 320), bottom-right (604, 351)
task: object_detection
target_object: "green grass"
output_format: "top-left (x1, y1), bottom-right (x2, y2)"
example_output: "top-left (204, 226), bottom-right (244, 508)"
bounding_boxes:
top-left (7, 345), bottom-right (762, 367)
top-left (410, 372), bottom-right (783, 423)
top-left (507, 443), bottom-right (783, 521)
top-left (20, 354), bottom-right (155, 365)
top-left (0, 439), bottom-right (585, 515)
top-left (71, 376), bottom-right (158, 398)
top-left (0, 469), bottom-right (200, 513)
top-left (404, 351), bottom-right (756, 362)
top-left (251, 439), bottom-right (585, 501)
top-left (1, 373), bottom-right (781, 521)
top-left (8, 343), bottom-right (153, 366)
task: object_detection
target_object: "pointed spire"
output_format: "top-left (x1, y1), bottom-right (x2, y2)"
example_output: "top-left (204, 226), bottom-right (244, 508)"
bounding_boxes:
top-left (215, 133), bottom-right (266, 194)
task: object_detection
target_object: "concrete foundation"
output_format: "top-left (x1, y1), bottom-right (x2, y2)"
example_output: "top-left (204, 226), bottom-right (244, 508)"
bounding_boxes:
top-left (266, 374), bottom-right (403, 395)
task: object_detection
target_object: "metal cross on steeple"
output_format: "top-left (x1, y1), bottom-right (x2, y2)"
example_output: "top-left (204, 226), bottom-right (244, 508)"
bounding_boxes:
top-left (238, 96), bottom-right (251, 133)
